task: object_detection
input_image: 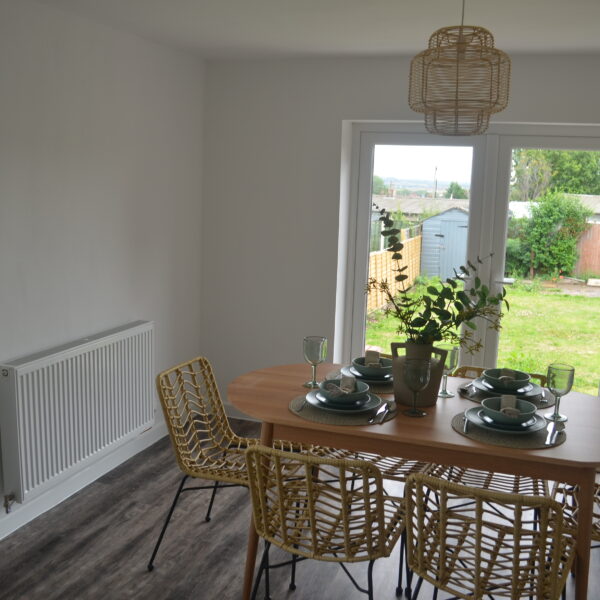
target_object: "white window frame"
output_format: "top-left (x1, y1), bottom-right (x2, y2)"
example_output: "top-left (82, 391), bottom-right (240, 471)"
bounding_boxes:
top-left (334, 121), bottom-right (600, 367)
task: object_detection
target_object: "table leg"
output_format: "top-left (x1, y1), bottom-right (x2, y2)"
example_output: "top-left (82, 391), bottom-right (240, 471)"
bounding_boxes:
top-left (242, 422), bottom-right (274, 600)
top-left (573, 468), bottom-right (595, 600)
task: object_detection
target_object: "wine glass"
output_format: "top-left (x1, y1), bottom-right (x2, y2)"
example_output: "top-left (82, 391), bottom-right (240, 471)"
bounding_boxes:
top-left (438, 347), bottom-right (458, 398)
top-left (403, 359), bottom-right (431, 418)
top-left (303, 336), bottom-right (327, 388)
top-left (546, 363), bottom-right (574, 422)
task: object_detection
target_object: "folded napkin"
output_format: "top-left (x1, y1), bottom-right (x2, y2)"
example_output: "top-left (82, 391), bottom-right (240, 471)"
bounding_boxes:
top-left (500, 394), bottom-right (519, 416)
top-left (340, 374), bottom-right (356, 392)
top-left (322, 375), bottom-right (356, 398)
top-left (365, 350), bottom-right (382, 368)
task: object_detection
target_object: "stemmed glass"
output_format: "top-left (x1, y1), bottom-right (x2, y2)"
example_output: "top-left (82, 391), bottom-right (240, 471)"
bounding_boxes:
top-left (546, 363), bottom-right (575, 422)
top-left (403, 359), bottom-right (431, 418)
top-left (303, 336), bottom-right (327, 388)
top-left (438, 347), bottom-right (458, 398)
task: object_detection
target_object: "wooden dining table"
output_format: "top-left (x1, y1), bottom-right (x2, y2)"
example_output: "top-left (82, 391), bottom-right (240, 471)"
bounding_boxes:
top-left (228, 362), bottom-right (600, 600)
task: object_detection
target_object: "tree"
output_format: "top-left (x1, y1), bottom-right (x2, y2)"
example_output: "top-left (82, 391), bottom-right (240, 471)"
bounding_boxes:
top-left (444, 181), bottom-right (468, 199)
top-left (510, 149), bottom-right (552, 201)
top-left (545, 150), bottom-right (600, 194)
top-left (510, 149), bottom-right (600, 201)
top-left (523, 192), bottom-right (592, 277)
top-left (372, 175), bottom-right (387, 195)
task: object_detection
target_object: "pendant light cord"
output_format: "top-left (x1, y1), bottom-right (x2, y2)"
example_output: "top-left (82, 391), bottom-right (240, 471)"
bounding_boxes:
top-left (461, 0), bottom-right (465, 26)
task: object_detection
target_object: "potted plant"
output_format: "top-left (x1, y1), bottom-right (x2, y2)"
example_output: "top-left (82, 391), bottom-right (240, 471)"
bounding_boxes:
top-left (368, 206), bottom-right (509, 406)
top-left (368, 206), bottom-right (508, 354)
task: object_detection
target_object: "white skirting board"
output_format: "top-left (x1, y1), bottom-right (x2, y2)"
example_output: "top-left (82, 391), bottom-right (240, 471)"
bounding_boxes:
top-left (0, 420), bottom-right (167, 541)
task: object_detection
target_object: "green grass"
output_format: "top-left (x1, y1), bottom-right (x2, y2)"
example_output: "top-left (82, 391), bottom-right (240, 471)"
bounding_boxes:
top-left (365, 285), bottom-right (600, 395)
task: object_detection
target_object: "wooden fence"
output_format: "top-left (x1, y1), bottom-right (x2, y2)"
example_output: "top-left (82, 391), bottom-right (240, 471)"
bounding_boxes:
top-left (574, 223), bottom-right (600, 276)
top-left (366, 235), bottom-right (422, 313)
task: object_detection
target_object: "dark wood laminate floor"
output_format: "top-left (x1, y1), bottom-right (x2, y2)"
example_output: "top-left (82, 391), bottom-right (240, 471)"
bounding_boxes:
top-left (0, 419), bottom-right (597, 600)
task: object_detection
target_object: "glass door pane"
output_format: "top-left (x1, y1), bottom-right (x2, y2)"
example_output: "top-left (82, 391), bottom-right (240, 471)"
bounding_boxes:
top-left (497, 147), bottom-right (600, 394)
top-left (365, 144), bottom-right (474, 355)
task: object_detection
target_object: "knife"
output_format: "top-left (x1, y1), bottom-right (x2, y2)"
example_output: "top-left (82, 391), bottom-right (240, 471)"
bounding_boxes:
top-left (545, 421), bottom-right (556, 446)
top-left (369, 403), bottom-right (388, 424)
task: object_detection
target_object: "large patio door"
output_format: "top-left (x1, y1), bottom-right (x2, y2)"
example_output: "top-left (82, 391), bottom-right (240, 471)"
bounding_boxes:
top-left (335, 122), bottom-right (600, 379)
top-left (336, 126), bottom-right (491, 366)
top-left (494, 136), bottom-right (600, 394)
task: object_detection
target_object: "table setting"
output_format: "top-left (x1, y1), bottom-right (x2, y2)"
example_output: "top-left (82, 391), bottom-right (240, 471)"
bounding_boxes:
top-left (295, 335), bottom-right (578, 450)
top-left (291, 342), bottom-right (397, 425)
top-left (451, 363), bottom-right (575, 449)
top-left (457, 367), bottom-right (555, 409)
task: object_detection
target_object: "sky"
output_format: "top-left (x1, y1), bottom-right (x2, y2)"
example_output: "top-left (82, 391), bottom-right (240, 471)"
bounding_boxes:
top-left (374, 145), bottom-right (473, 184)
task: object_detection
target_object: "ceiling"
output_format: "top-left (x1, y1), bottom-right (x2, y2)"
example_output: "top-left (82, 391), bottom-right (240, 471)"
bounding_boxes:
top-left (37, 0), bottom-right (600, 59)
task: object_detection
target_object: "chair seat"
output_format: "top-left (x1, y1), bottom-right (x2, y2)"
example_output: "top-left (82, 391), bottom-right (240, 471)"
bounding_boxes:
top-left (246, 448), bottom-right (407, 563)
top-left (426, 464), bottom-right (549, 496)
top-left (179, 437), bottom-right (308, 485)
top-left (311, 447), bottom-right (429, 484)
top-left (270, 490), bottom-right (405, 563)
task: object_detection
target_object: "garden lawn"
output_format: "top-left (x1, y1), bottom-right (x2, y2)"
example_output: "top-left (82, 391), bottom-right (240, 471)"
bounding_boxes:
top-left (365, 284), bottom-right (600, 395)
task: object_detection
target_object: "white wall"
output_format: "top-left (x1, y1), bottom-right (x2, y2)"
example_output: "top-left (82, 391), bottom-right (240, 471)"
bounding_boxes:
top-left (0, 0), bottom-right (204, 536)
top-left (202, 54), bottom-right (600, 404)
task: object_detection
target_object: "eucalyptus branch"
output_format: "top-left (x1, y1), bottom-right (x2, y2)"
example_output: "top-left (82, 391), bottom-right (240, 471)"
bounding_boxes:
top-left (368, 204), bottom-right (508, 352)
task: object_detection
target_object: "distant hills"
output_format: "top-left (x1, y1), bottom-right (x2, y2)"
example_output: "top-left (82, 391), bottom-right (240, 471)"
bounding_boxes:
top-left (381, 176), bottom-right (470, 190)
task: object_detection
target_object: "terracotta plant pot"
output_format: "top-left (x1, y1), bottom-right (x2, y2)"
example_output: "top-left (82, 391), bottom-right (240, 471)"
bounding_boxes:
top-left (390, 342), bottom-right (448, 408)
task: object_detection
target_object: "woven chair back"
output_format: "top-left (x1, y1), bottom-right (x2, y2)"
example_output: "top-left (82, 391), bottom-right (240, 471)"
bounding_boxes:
top-left (405, 473), bottom-right (575, 600)
top-left (156, 356), bottom-right (249, 483)
top-left (552, 476), bottom-right (600, 543)
top-left (245, 446), bottom-right (403, 563)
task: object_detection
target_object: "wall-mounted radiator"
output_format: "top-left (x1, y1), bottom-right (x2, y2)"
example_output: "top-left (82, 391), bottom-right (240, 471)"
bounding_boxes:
top-left (0, 321), bottom-right (154, 507)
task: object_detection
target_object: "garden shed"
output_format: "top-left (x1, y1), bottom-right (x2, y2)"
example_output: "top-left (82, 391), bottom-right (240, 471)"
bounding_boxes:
top-left (420, 208), bottom-right (469, 280)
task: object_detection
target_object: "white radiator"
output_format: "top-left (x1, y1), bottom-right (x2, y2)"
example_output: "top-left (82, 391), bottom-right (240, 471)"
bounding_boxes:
top-left (0, 321), bottom-right (154, 506)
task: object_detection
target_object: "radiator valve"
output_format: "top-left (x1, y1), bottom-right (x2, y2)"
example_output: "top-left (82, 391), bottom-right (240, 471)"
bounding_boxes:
top-left (3, 494), bottom-right (15, 514)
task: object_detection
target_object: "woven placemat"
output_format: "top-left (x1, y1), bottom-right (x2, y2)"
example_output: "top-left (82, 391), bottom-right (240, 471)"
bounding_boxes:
top-left (451, 412), bottom-right (566, 449)
top-left (325, 368), bottom-right (394, 395)
top-left (289, 395), bottom-right (397, 426)
top-left (457, 384), bottom-right (555, 409)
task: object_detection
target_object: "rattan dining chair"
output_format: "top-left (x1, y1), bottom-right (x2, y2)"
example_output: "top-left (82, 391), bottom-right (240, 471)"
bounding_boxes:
top-left (551, 476), bottom-right (600, 549)
top-left (147, 356), bottom-right (302, 571)
top-left (245, 445), bottom-right (406, 600)
top-left (404, 473), bottom-right (576, 600)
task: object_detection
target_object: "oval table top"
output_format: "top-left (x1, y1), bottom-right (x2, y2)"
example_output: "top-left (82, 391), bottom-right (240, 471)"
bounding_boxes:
top-left (228, 362), bottom-right (600, 470)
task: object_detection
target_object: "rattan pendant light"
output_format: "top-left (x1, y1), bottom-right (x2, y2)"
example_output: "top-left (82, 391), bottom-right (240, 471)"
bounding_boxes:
top-left (408, 0), bottom-right (511, 135)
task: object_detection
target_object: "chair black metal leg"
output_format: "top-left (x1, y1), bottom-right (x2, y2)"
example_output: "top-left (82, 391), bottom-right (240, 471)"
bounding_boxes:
top-left (147, 475), bottom-right (189, 571)
top-left (251, 541), bottom-right (270, 600)
top-left (264, 541), bottom-right (271, 600)
top-left (204, 479), bottom-right (220, 522)
top-left (367, 559), bottom-right (375, 600)
top-left (409, 576), bottom-right (423, 600)
top-left (289, 551), bottom-right (297, 590)
top-left (404, 532), bottom-right (414, 599)
top-left (396, 531), bottom-right (405, 596)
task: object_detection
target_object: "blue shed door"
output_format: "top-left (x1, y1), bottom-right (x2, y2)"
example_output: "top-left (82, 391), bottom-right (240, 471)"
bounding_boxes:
top-left (439, 217), bottom-right (468, 280)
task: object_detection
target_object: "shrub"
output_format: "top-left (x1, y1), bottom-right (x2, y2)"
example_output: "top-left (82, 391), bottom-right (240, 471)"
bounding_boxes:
top-left (525, 192), bottom-right (592, 277)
